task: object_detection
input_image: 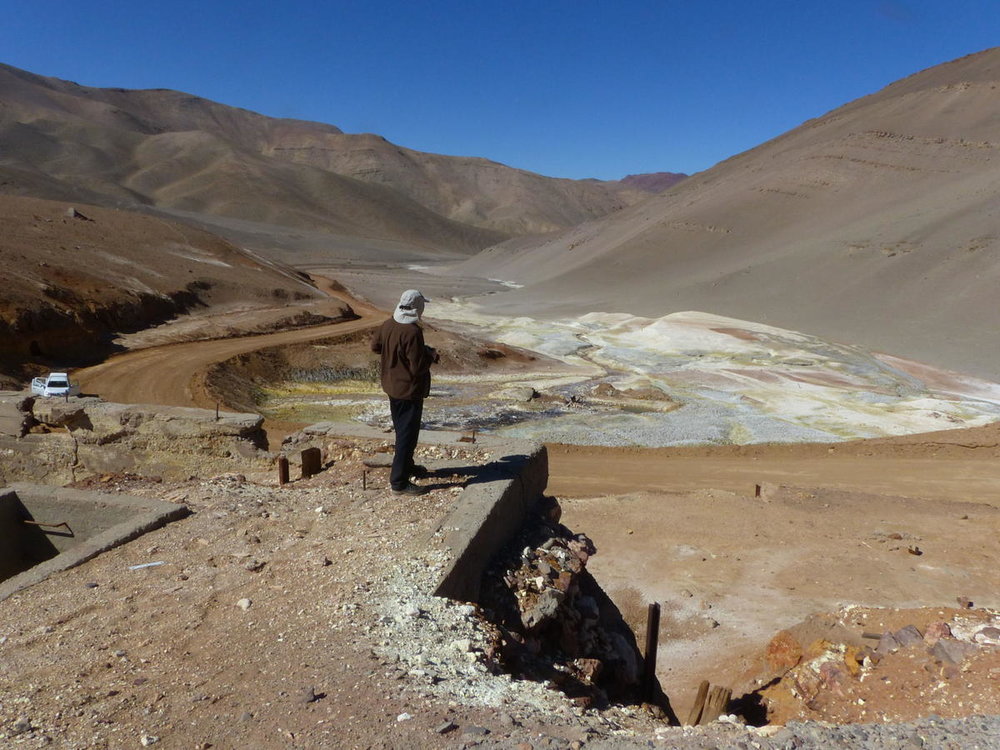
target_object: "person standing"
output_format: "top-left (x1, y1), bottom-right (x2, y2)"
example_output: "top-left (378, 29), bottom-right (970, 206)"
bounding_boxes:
top-left (370, 289), bottom-right (437, 495)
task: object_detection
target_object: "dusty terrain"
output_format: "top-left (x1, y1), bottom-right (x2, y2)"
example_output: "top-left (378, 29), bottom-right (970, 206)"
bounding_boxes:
top-left (3, 43), bottom-right (1000, 749)
top-left (0, 195), bottom-right (326, 383)
top-left (1, 441), bottom-right (631, 750)
top-left (4, 416), bottom-right (999, 749)
top-left (560, 481), bottom-right (1000, 721)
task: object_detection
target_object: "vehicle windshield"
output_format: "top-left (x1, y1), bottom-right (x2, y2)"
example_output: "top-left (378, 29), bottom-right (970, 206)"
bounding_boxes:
top-left (49, 380), bottom-right (68, 388)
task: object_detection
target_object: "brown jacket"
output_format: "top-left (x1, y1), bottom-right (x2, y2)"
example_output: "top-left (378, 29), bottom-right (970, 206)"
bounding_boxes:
top-left (370, 319), bottom-right (434, 400)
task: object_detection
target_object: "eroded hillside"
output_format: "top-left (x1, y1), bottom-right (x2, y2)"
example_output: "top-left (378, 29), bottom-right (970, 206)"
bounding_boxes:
top-left (0, 195), bottom-right (325, 379)
top-left (0, 63), bottom-right (650, 247)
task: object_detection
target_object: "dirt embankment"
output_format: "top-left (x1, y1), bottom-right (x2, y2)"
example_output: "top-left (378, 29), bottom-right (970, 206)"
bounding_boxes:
top-left (546, 422), bottom-right (1000, 504)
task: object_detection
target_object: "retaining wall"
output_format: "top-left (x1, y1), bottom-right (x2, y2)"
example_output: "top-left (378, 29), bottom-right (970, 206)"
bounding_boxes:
top-left (0, 483), bottom-right (189, 602)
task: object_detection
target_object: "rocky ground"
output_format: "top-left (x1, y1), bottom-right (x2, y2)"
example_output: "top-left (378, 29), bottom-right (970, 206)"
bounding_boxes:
top-left (0, 437), bottom-right (694, 750)
top-left (3, 429), bottom-right (1000, 749)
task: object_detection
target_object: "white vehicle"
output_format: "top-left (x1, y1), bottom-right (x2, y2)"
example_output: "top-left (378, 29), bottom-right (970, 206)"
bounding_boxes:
top-left (30, 372), bottom-right (81, 398)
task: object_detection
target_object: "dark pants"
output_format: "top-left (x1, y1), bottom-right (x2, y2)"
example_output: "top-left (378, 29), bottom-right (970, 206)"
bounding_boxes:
top-left (389, 397), bottom-right (423, 490)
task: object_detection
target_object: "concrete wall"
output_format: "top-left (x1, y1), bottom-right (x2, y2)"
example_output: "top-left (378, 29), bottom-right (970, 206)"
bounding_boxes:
top-left (0, 489), bottom-right (64, 581)
top-left (0, 394), bottom-right (271, 486)
top-left (0, 484), bottom-right (188, 601)
top-left (432, 440), bottom-right (549, 602)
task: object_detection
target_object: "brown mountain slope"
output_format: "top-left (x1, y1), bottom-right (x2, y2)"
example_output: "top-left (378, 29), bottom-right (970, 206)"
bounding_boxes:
top-left (619, 172), bottom-right (688, 192)
top-left (455, 48), bottom-right (1000, 379)
top-left (264, 131), bottom-right (648, 235)
top-left (0, 63), bottom-right (648, 246)
top-left (0, 194), bottom-right (328, 377)
top-left (0, 64), bottom-right (504, 254)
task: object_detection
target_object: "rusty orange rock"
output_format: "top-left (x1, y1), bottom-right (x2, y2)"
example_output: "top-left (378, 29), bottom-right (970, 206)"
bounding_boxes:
top-left (765, 630), bottom-right (803, 673)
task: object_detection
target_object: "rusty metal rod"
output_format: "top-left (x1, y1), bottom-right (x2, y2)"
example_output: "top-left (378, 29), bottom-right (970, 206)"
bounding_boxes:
top-left (22, 519), bottom-right (73, 534)
top-left (642, 601), bottom-right (661, 703)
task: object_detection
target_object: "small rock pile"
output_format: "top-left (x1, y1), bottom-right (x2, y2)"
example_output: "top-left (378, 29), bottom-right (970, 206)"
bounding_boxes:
top-left (479, 497), bottom-right (661, 712)
top-left (753, 607), bottom-right (1000, 724)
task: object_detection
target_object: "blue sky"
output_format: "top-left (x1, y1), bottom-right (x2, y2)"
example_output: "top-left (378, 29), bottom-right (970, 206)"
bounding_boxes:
top-left (2, 1), bottom-right (998, 180)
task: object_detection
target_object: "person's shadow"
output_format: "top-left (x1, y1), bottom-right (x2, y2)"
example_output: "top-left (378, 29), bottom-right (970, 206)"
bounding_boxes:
top-left (419, 453), bottom-right (533, 492)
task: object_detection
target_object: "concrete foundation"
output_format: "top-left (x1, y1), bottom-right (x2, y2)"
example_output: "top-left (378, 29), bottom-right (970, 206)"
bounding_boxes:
top-left (0, 483), bottom-right (189, 601)
top-left (431, 441), bottom-right (548, 602)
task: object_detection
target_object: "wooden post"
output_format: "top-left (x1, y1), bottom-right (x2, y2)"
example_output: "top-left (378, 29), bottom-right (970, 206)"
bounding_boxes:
top-left (700, 685), bottom-right (732, 724)
top-left (362, 470), bottom-right (367, 490)
top-left (686, 680), bottom-right (710, 726)
top-left (215, 402), bottom-right (220, 421)
top-left (277, 456), bottom-right (289, 485)
top-left (754, 483), bottom-right (762, 498)
top-left (641, 602), bottom-right (661, 703)
top-left (687, 681), bottom-right (732, 725)
top-left (301, 447), bottom-right (322, 479)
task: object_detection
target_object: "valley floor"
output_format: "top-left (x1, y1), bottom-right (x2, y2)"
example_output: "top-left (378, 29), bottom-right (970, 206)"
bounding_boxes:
top-left (6, 267), bottom-right (998, 747)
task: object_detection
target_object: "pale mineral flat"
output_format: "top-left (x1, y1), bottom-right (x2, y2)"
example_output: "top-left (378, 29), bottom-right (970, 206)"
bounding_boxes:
top-left (427, 301), bottom-right (1000, 446)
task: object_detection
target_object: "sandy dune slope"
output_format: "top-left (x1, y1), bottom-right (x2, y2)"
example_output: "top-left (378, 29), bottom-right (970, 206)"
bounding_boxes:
top-left (451, 47), bottom-right (1000, 379)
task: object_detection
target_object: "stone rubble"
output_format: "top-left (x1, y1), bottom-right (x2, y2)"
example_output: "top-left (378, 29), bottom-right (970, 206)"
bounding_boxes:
top-left (475, 497), bottom-right (657, 713)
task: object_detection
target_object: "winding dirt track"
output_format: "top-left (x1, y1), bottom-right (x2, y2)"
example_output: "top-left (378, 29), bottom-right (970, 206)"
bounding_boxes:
top-left (74, 279), bottom-right (382, 410)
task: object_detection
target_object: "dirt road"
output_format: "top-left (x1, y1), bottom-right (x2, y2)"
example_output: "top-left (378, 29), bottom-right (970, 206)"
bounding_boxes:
top-left (547, 433), bottom-right (1000, 505)
top-left (75, 274), bottom-right (1000, 505)
top-left (74, 278), bottom-right (382, 410)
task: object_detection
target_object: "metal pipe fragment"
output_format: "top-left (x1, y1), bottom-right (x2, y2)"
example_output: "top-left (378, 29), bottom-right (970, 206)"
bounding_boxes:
top-left (22, 519), bottom-right (73, 535)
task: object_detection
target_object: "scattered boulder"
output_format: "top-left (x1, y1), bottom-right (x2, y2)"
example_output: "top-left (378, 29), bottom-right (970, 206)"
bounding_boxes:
top-left (495, 386), bottom-right (539, 402)
top-left (765, 630), bottom-right (803, 675)
top-left (750, 608), bottom-right (1000, 724)
top-left (0, 396), bottom-right (271, 484)
top-left (66, 206), bottom-right (94, 221)
top-left (622, 385), bottom-right (672, 402)
top-left (591, 382), bottom-right (618, 398)
top-left (0, 392), bottom-right (35, 437)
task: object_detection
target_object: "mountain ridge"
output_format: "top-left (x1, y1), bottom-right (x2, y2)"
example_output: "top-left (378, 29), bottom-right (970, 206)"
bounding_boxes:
top-left (0, 62), bottom-right (654, 249)
top-left (450, 47), bottom-right (1000, 379)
